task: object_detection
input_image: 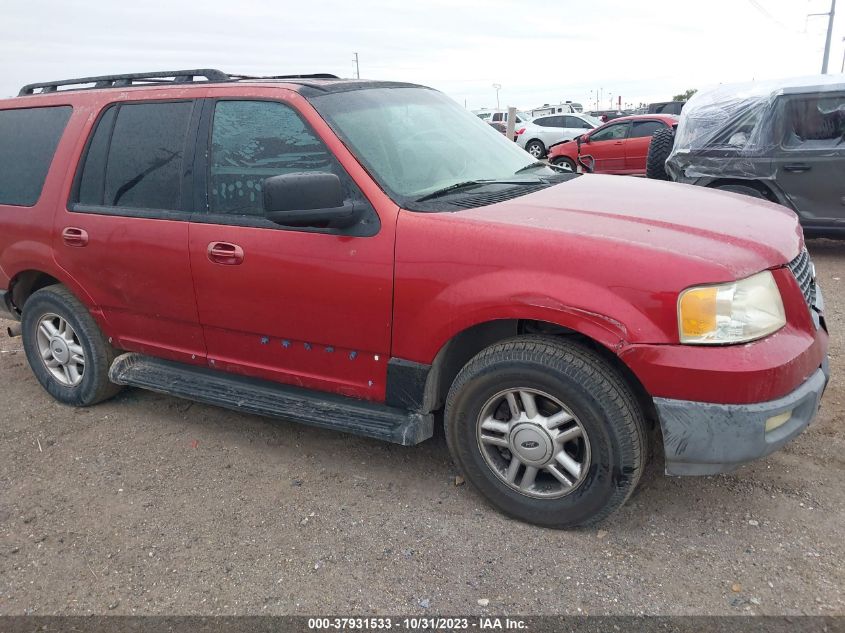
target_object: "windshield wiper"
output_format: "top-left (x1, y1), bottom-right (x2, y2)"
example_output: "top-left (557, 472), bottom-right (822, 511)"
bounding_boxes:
top-left (415, 180), bottom-right (492, 202)
top-left (514, 161), bottom-right (546, 174)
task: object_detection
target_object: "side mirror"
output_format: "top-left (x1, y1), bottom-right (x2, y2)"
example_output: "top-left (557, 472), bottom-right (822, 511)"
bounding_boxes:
top-left (581, 134), bottom-right (590, 143)
top-left (263, 172), bottom-right (359, 228)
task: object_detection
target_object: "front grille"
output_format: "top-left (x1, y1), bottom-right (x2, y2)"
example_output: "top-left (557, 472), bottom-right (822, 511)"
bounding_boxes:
top-left (787, 248), bottom-right (816, 309)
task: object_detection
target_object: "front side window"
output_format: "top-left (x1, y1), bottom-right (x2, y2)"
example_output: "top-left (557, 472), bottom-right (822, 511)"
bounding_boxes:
top-left (0, 106), bottom-right (72, 207)
top-left (206, 100), bottom-right (378, 234)
top-left (564, 116), bottom-right (592, 129)
top-left (209, 100), bottom-right (331, 216)
top-left (590, 122), bottom-right (630, 142)
top-left (76, 101), bottom-right (194, 212)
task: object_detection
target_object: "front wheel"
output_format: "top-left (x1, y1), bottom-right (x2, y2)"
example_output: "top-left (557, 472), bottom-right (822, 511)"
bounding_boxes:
top-left (552, 157), bottom-right (577, 172)
top-left (445, 337), bottom-right (647, 528)
top-left (525, 140), bottom-right (546, 159)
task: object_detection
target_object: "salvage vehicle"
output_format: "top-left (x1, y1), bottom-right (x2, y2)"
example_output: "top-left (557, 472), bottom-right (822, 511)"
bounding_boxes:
top-left (547, 114), bottom-right (677, 174)
top-left (647, 77), bottom-right (845, 237)
top-left (0, 70), bottom-right (829, 528)
top-left (516, 113), bottom-right (600, 158)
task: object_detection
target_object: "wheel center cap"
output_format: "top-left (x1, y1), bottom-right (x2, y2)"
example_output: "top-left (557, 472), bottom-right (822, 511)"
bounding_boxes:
top-left (49, 337), bottom-right (70, 364)
top-left (510, 424), bottom-right (554, 465)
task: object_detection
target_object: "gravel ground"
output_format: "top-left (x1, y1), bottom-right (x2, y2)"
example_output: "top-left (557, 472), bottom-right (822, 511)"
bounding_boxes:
top-left (0, 239), bottom-right (843, 617)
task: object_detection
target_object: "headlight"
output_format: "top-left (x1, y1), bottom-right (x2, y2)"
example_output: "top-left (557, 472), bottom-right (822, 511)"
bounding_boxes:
top-left (678, 270), bottom-right (785, 344)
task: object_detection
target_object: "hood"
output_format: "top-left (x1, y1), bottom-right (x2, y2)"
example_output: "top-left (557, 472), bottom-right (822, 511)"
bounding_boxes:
top-left (458, 174), bottom-right (802, 281)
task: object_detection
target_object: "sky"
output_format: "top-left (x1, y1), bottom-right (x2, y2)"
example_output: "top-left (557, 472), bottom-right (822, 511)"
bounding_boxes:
top-left (1, 0), bottom-right (842, 111)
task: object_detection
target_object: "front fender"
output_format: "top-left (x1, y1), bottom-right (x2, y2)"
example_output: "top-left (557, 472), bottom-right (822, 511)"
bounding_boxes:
top-left (392, 267), bottom-right (666, 364)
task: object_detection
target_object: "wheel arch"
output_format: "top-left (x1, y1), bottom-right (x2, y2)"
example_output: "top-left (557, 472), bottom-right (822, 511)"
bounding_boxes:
top-left (413, 318), bottom-right (658, 432)
top-left (704, 178), bottom-right (779, 203)
top-left (6, 267), bottom-right (110, 336)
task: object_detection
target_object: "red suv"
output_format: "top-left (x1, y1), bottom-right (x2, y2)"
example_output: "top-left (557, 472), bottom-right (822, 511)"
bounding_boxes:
top-left (548, 114), bottom-right (678, 174)
top-left (0, 70), bottom-right (829, 528)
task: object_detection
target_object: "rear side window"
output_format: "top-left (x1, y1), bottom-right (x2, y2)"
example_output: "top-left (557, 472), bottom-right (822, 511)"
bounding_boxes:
top-left (630, 120), bottom-right (665, 138)
top-left (0, 106), bottom-right (72, 206)
top-left (76, 101), bottom-right (194, 212)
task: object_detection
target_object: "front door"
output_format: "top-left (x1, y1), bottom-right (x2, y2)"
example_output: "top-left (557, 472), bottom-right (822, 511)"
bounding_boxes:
top-left (188, 98), bottom-right (395, 401)
top-left (773, 93), bottom-right (845, 226)
top-left (582, 121), bottom-right (630, 173)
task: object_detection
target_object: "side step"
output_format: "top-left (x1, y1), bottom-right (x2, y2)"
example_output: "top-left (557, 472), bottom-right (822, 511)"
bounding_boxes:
top-left (109, 353), bottom-right (433, 446)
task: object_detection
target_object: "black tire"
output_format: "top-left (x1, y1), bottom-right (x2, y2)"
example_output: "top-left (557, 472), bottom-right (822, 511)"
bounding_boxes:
top-left (525, 140), bottom-right (546, 159)
top-left (645, 127), bottom-right (675, 180)
top-left (444, 337), bottom-right (647, 528)
top-left (552, 157), bottom-right (577, 172)
top-left (714, 184), bottom-right (766, 199)
top-left (21, 285), bottom-right (122, 406)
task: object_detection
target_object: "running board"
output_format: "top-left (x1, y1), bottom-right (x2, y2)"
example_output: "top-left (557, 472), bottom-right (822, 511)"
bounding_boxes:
top-left (108, 353), bottom-right (433, 446)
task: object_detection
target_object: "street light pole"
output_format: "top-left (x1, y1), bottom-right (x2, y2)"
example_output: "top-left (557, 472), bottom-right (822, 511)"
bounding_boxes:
top-left (492, 84), bottom-right (501, 110)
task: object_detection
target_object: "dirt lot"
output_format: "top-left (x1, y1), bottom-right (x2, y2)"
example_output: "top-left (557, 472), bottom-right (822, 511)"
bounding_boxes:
top-left (0, 240), bottom-right (843, 617)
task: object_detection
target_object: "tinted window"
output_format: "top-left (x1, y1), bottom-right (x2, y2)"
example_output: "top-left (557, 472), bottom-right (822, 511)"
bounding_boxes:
top-left (102, 102), bottom-right (192, 210)
top-left (210, 100), bottom-right (333, 216)
top-left (564, 116), bottom-right (592, 129)
top-left (630, 120), bottom-right (665, 138)
top-left (536, 116), bottom-right (564, 128)
top-left (78, 106), bottom-right (117, 206)
top-left (0, 106), bottom-right (72, 206)
top-left (590, 123), bottom-right (629, 142)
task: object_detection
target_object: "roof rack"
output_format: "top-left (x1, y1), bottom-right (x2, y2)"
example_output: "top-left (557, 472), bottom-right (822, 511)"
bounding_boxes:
top-left (18, 69), bottom-right (342, 96)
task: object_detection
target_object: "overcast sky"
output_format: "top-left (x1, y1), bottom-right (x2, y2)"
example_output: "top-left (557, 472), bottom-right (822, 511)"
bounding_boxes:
top-left (1, 0), bottom-right (842, 110)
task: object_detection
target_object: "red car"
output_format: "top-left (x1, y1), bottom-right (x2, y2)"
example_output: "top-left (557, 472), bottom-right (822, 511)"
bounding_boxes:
top-left (0, 70), bottom-right (828, 528)
top-left (547, 114), bottom-right (678, 174)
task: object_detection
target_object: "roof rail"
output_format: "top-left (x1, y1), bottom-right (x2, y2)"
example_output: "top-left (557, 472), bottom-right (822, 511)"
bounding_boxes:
top-left (18, 69), bottom-right (232, 96)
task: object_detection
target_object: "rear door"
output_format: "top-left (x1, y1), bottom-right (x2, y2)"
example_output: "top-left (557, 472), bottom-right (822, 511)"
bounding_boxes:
top-left (58, 99), bottom-right (205, 364)
top-left (624, 119), bottom-right (667, 174)
top-left (773, 93), bottom-right (845, 225)
top-left (187, 97), bottom-right (395, 401)
top-left (582, 121), bottom-right (630, 172)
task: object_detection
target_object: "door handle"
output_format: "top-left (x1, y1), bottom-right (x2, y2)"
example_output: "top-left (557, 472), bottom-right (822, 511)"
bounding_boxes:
top-left (207, 241), bottom-right (244, 265)
top-left (61, 227), bottom-right (89, 247)
top-left (614, 141), bottom-right (624, 145)
top-left (783, 163), bottom-right (811, 173)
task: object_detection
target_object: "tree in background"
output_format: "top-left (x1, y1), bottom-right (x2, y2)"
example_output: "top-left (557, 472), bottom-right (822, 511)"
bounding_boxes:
top-left (672, 88), bottom-right (697, 102)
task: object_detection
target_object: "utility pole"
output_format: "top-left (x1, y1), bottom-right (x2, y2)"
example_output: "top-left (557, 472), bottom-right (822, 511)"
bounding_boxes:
top-left (809, 0), bottom-right (836, 73)
top-left (841, 36), bottom-right (845, 73)
top-left (352, 52), bottom-right (360, 79)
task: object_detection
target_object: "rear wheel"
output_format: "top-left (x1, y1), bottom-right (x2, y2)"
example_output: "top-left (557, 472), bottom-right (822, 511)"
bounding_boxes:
top-left (552, 157), bottom-right (577, 172)
top-left (525, 140), bottom-right (546, 159)
top-left (444, 337), bottom-right (647, 528)
top-left (645, 127), bottom-right (675, 180)
top-left (21, 285), bottom-right (122, 406)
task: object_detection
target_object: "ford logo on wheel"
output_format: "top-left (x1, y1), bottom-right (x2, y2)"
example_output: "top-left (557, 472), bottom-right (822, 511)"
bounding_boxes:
top-left (521, 440), bottom-right (540, 449)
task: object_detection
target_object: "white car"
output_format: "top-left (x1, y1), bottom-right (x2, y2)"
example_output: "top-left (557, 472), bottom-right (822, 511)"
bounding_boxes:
top-left (473, 109), bottom-right (531, 127)
top-left (517, 113), bottom-right (601, 158)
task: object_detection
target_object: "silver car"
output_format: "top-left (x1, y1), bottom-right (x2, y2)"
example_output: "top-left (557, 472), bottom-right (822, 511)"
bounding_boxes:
top-left (517, 113), bottom-right (601, 158)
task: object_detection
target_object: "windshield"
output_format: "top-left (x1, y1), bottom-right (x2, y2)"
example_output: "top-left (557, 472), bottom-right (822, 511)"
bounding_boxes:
top-left (581, 115), bottom-right (602, 127)
top-left (310, 87), bottom-right (547, 206)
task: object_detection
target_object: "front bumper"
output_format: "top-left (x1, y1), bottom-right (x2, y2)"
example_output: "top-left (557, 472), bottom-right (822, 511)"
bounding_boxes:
top-left (655, 359), bottom-right (829, 475)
